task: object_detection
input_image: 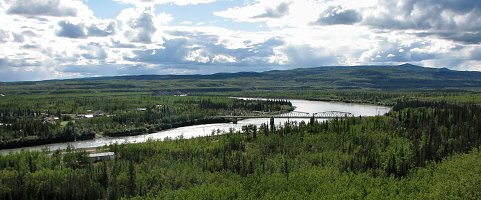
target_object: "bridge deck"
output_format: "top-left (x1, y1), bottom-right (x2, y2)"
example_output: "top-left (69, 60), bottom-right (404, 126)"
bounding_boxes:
top-left (215, 111), bottom-right (354, 119)
top-left (215, 116), bottom-right (347, 119)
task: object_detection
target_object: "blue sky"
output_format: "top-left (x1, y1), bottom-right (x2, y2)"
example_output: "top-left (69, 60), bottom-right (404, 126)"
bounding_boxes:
top-left (1, 0), bottom-right (481, 81)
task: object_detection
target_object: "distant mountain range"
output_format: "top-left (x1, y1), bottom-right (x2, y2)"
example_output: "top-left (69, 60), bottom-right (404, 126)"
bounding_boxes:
top-left (3, 64), bottom-right (481, 93)
top-left (74, 63), bottom-right (481, 89)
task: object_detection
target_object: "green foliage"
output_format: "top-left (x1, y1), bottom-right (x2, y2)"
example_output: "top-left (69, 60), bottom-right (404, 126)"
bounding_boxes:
top-left (2, 63), bottom-right (481, 148)
top-left (0, 95), bottom-right (292, 148)
top-left (3, 64), bottom-right (481, 94)
top-left (1, 100), bottom-right (481, 199)
top-left (2, 65), bottom-right (481, 198)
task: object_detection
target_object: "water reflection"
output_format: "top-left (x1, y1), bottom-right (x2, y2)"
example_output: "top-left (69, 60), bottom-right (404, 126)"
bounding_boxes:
top-left (1, 99), bottom-right (390, 154)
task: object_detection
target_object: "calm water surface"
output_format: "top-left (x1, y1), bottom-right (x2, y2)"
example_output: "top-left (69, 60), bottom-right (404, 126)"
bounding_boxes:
top-left (1, 98), bottom-right (390, 154)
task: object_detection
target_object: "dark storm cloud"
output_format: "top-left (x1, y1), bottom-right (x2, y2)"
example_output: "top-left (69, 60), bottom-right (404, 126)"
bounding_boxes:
top-left (7, 0), bottom-right (77, 17)
top-left (364, 0), bottom-right (481, 29)
top-left (363, 0), bottom-right (481, 43)
top-left (253, 2), bottom-right (290, 18)
top-left (312, 6), bottom-right (362, 25)
top-left (438, 32), bottom-right (481, 44)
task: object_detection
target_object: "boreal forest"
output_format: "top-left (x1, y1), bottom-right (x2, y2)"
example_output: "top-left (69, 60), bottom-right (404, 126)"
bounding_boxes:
top-left (1, 65), bottom-right (481, 199)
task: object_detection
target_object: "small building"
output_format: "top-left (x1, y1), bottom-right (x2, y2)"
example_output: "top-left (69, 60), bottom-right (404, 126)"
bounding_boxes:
top-left (136, 108), bottom-right (147, 111)
top-left (43, 116), bottom-right (57, 124)
top-left (94, 110), bottom-right (105, 117)
top-left (77, 114), bottom-right (94, 119)
top-left (88, 152), bottom-right (115, 162)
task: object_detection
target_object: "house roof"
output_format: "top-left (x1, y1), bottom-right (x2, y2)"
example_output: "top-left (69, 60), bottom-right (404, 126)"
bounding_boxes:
top-left (88, 152), bottom-right (115, 158)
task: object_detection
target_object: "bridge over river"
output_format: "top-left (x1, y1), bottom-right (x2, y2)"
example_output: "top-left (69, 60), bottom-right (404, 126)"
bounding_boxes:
top-left (216, 110), bottom-right (354, 119)
top-left (216, 111), bottom-right (354, 124)
top-left (1, 99), bottom-right (389, 154)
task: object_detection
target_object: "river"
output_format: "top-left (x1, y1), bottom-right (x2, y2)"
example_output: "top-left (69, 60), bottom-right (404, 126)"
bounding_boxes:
top-left (0, 98), bottom-right (390, 154)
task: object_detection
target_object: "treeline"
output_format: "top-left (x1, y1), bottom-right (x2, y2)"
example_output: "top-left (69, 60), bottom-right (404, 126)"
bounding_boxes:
top-left (1, 100), bottom-right (481, 199)
top-left (0, 96), bottom-right (293, 148)
top-left (0, 120), bottom-right (95, 149)
top-left (216, 89), bottom-right (481, 106)
top-left (390, 100), bottom-right (481, 167)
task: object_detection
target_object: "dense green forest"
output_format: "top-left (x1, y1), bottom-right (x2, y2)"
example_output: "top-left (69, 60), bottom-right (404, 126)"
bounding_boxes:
top-left (1, 100), bottom-right (480, 199)
top-left (2, 65), bottom-right (481, 199)
top-left (3, 64), bottom-right (481, 94)
top-left (2, 64), bottom-right (481, 148)
top-left (0, 95), bottom-right (292, 148)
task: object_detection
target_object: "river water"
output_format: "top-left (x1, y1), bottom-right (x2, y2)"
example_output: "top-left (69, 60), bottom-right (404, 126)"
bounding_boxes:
top-left (1, 98), bottom-right (390, 154)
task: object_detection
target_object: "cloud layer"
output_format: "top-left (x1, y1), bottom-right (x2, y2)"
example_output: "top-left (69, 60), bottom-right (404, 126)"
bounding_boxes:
top-left (0, 0), bottom-right (480, 81)
top-left (313, 6), bottom-right (362, 25)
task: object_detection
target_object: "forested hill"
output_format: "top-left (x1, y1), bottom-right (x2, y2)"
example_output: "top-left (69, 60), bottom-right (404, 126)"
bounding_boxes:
top-left (261, 64), bottom-right (481, 89)
top-left (2, 64), bottom-right (481, 93)
top-left (72, 64), bottom-right (481, 89)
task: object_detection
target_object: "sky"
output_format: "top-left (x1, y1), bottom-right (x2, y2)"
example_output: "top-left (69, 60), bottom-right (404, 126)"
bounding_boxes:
top-left (0, 0), bottom-right (481, 81)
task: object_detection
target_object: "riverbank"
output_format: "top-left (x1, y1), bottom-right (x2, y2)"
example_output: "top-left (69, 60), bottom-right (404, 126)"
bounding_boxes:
top-left (0, 117), bottom-right (234, 151)
top-left (0, 96), bottom-right (292, 151)
top-left (1, 99), bottom-right (390, 154)
top-left (2, 100), bottom-right (478, 199)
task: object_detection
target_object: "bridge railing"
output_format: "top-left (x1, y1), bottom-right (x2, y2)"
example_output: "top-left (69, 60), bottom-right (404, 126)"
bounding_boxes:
top-left (216, 110), bottom-right (354, 118)
top-left (313, 111), bottom-right (354, 118)
top-left (277, 111), bottom-right (311, 118)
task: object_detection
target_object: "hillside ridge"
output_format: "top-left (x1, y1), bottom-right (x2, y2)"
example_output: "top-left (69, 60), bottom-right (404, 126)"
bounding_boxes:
top-left (2, 64), bottom-right (481, 90)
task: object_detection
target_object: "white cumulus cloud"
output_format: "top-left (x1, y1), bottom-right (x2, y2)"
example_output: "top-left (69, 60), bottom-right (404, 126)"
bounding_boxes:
top-left (117, 7), bottom-right (172, 44)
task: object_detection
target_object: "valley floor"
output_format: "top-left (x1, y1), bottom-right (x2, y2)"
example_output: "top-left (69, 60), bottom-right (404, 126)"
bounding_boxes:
top-left (1, 100), bottom-right (481, 199)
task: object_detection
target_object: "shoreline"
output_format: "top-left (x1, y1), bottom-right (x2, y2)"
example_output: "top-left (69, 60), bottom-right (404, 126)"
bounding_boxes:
top-left (1, 99), bottom-right (390, 154)
top-left (0, 117), bottom-right (234, 152)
